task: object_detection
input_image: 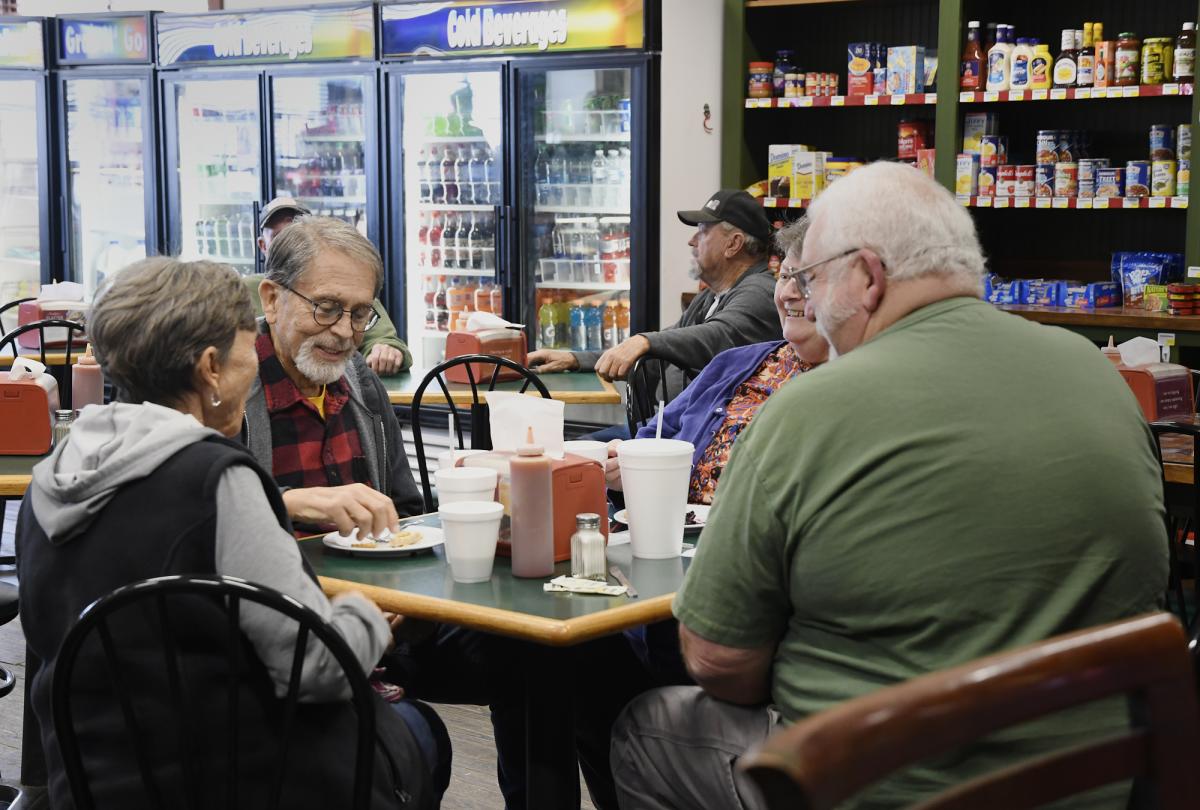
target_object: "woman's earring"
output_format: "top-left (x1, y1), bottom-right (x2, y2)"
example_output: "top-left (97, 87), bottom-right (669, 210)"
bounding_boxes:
top-left (211, 390), bottom-right (222, 408)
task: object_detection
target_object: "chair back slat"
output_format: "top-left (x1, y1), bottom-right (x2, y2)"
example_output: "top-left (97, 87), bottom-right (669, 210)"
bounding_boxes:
top-left (410, 354), bottom-right (552, 511)
top-left (155, 593), bottom-right (202, 810)
top-left (0, 297), bottom-right (35, 337)
top-left (740, 613), bottom-right (1199, 810)
top-left (625, 356), bottom-right (696, 437)
top-left (96, 618), bottom-right (167, 810)
top-left (1148, 420), bottom-right (1200, 628)
top-left (51, 575), bottom-right (380, 810)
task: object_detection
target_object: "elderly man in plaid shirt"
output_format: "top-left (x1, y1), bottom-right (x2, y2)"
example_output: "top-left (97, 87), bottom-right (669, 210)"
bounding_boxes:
top-left (242, 216), bottom-right (423, 538)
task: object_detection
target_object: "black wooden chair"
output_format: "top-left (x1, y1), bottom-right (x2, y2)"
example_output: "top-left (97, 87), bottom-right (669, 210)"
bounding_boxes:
top-left (51, 575), bottom-right (379, 810)
top-left (624, 356), bottom-right (697, 438)
top-left (1149, 420), bottom-right (1199, 630)
top-left (410, 354), bottom-right (551, 513)
top-left (0, 297), bottom-right (34, 337)
top-left (740, 612), bottom-right (1199, 810)
top-left (0, 318), bottom-right (87, 409)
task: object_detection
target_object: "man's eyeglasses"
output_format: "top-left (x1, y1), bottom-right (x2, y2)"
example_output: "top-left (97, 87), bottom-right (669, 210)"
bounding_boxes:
top-left (280, 285), bottom-right (380, 332)
top-left (776, 247), bottom-right (861, 299)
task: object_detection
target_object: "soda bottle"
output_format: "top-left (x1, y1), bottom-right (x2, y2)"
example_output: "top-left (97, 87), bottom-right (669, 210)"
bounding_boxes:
top-left (417, 211), bottom-right (430, 246)
top-left (538, 294), bottom-right (557, 348)
top-left (553, 293), bottom-right (571, 349)
top-left (443, 213), bottom-right (459, 269)
top-left (616, 299), bottom-right (630, 343)
top-left (535, 145), bottom-right (551, 205)
top-left (602, 301), bottom-right (617, 348)
top-left (442, 146), bottom-right (458, 204)
top-left (585, 304), bottom-right (603, 351)
top-left (474, 281), bottom-right (493, 313)
top-left (469, 145), bottom-right (486, 201)
top-left (429, 212), bottom-right (443, 269)
top-left (424, 277), bottom-right (437, 329)
top-left (569, 302), bottom-right (586, 351)
top-left (489, 284), bottom-right (503, 315)
top-left (455, 147), bottom-right (472, 204)
top-left (482, 146), bottom-right (497, 204)
top-left (430, 146), bottom-right (445, 202)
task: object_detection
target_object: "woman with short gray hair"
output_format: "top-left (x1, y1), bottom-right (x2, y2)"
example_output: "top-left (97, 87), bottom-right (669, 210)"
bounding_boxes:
top-left (18, 258), bottom-right (448, 809)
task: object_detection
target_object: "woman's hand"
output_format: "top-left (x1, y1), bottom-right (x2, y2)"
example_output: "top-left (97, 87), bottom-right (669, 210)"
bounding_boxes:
top-left (605, 439), bottom-right (624, 490)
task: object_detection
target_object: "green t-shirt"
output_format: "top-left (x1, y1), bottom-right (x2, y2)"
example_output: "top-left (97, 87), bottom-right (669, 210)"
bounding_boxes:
top-left (241, 274), bottom-right (412, 371)
top-left (674, 297), bottom-right (1166, 806)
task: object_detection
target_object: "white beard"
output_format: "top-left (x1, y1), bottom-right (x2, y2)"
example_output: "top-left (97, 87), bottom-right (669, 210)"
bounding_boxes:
top-left (687, 258), bottom-right (702, 280)
top-left (813, 290), bottom-right (858, 358)
top-left (294, 334), bottom-right (353, 385)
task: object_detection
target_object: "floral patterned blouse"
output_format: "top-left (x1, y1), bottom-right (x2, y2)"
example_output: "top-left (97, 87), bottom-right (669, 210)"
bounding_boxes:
top-left (688, 344), bottom-right (813, 504)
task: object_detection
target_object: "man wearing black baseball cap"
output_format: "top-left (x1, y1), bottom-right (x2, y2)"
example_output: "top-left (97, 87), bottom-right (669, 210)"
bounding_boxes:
top-left (529, 189), bottom-right (781, 439)
top-left (241, 197), bottom-right (413, 376)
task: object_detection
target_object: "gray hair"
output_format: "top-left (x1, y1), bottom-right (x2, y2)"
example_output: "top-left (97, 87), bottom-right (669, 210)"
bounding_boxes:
top-left (718, 221), bottom-right (768, 260)
top-left (799, 161), bottom-right (986, 294)
top-left (264, 215), bottom-right (384, 297)
top-left (88, 257), bottom-right (255, 405)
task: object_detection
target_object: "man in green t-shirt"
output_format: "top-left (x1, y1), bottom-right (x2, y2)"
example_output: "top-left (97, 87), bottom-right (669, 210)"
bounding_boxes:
top-left (610, 162), bottom-right (1167, 810)
top-left (245, 196), bottom-right (412, 376)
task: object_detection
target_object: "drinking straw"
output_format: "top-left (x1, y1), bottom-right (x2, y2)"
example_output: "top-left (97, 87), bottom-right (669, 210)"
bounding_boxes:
top-left (655, 399), bottom-right (665, 440)
top-left (448, 412), bottom-right (457, 463)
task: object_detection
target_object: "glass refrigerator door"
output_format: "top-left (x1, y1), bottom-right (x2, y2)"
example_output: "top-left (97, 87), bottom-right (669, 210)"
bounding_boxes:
top-left (170, 79), bottom-right (261, 273)
top-left (64, 77), bottom-right (149, 298)
top-left (521, 67), bottom-right (633, 353)
top-left (0, 78), bottom-right (42, 330)
top-left (400, 70), bottom-right (503, 368)
top-left (272, 75), bottom-right (369, 236)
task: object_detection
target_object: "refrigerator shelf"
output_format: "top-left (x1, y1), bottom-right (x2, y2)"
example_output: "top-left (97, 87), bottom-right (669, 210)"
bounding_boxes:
top-left (536, 133), bottom-right (632, 144)
top-left (296, 195), bottom-right (368, 206)
top-left (535, 206), bottom-right (631, 216)
top-left (417, 203), bottom-right (495, 213)
top-left (536, 281), bottom-right (629, 292)
top-left (300, 133), bottom-right (366, 143)
top-left (421, 136), bottom-right (491, 144)
top-left (416, 267), bottom-right (495, 278)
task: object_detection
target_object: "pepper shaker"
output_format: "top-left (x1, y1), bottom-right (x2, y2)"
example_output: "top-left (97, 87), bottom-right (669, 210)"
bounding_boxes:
top-left (570, 513), bottom-right (607, 581)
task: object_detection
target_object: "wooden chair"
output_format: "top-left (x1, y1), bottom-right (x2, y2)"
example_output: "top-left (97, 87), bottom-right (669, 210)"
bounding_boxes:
top-left (0, 297), bottom-right (34, 337)
top-left (51, 575), bottom-right (380, 810)
top-left (409, 353), bottom-right (551, 513)
top-left (624, 355), bottom-right (697, 437)
top-left (1149, 420), bottom-right (1198, 629)
top-left (740, 612), bottom-right (1199, 810)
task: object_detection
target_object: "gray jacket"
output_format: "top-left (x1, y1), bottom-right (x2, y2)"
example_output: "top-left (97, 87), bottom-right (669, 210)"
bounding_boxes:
top-left (242, 329), bottom-right (424, 519)
top-left (576, 260), bottom-right (782, 395)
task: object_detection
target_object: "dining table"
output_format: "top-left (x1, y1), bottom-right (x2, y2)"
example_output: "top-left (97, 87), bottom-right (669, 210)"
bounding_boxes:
top-left (0, 454), bottom-right (41, 499)
top-left (380, 367), bottom-right (621, 407)
top-left (300, 528), bottom-right (688, 809)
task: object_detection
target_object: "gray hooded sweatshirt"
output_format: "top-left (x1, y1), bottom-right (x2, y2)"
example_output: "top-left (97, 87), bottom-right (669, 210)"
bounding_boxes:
top-left (27, 402), bottom-right (390, 702)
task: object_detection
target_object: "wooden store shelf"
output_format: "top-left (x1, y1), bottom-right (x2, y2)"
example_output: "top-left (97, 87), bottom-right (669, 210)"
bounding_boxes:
top-left (745, 93), bottom-right (935, 108)
top-left (959, 196), bottom-right (1189, 210)
top-left (999, 305), bottom-right (1200, 333)
top-left (958, 83), bottom-right (1193, 104)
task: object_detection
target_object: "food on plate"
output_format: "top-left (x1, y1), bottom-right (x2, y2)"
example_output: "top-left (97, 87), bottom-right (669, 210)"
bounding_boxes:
top-left (388, 530), bottom-right (420, 548)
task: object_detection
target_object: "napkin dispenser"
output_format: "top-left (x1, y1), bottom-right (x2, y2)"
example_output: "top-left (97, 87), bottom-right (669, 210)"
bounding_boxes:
top-left (1118, 362), bottom-right (1194, 420)
top-left (461, 451), bottom-right (607, 562)
top-left (0, 378), bottom-right (58, 455)
top-left (444, 329), bottom-right (528, 383)
top-left (17, 299), bottom-right (88, 350)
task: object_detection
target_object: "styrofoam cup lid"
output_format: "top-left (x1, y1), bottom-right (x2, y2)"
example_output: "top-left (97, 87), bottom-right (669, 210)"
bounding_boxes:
top-left (617, 438), bottom-right (693, 458)
top-left (436, 467), bottom-right (498, 491)
top-left (439, 500), bottom-right (505, 522)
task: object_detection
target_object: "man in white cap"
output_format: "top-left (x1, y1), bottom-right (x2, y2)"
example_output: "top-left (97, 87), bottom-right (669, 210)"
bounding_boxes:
top-left (243, 196), bottom-right (412, 376)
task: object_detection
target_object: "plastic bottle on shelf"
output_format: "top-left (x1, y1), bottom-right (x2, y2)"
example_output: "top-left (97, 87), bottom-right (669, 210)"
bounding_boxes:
top-left (590, 148), bottom-right (607, 204)
top-left (455, 147), bottom-right (473, 205)
top-left (1009, 38), bottom-right (1034, 90)
top-left (986, 24), bottom-right (1013, 92)
top-left (474, 281), bottom-right (493, 313)
top-left (482, 146), bottom-right (498, 204)
top-left (585, 304), bottom-right (603, 351)
top-left (569, 302), bottom-right (586, 351)
top-left (434, 276), bottom-right (449, 331)
top-left (424, 276), bottom-right (437, 330)
top-left (549, 147), bottom-right (568, 205)
top-left (194, 219), bottom-right (207, 256)
top-left (554, 292), bottom-right (571, 348)
top-left (619, 147), bottom-right (632, 203)
top-left (443, 146), bottom-right (459, 204)
top-left (429, 145), bottom-right (445, 203)
top-left (616, 299), bottom-right (630, 343)
top-left (467, 144), bottom-right (484, 204)
top-left (1077, 23), bottom-right (1096, 87)
top-left (605, 149), bottom-right (623, 208)
top-left (1030, 40), bottom-right (1053, 90)
top-left (538, 294), bottom-right (557, 348)
top-left (602, 301), bottom-right (618, 349)
top-left (534, 145), bottom-right (551, 205)
top-left (1052, 28), bottom-right (1078, 88)
top-left (443, 213), bottom-right (460, 269)
top-left (480, 216), bottom-right (495, 270)
top-left (466, 214), bottom-right (482, 270)
top-left (490, 283), bottom-right (503, 315)
top-left (236, 212), bottom-right (252, 259)
top-left (429, 212), bottom-right (443, 269)
top-left (417, 211), bottom-right (430, 247)
top-left (961, 20), bottom-right (985, 91)
top-left (510, 426), bottom-right (555, 579)
top-left (72, 344), bottom-right (105, 411)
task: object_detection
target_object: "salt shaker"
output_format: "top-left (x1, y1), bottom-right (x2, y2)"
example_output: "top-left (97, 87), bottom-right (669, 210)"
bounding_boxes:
top-left (52, 409), bottom-right (74, 448)
top-left (570, 513), bottom-right (607, 581)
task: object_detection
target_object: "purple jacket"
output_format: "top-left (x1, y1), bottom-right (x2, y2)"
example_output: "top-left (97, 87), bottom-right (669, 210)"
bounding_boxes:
top-left (635, 340), bottom-right (787, 468)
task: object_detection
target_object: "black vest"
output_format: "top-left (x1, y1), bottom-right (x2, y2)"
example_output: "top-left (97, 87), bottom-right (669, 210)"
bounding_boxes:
top-left (18, 436), bottom-right (431, 810)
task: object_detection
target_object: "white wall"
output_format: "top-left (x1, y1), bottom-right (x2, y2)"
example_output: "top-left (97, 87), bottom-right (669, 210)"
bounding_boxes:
top-left (656, 0), bottom-right (723, 327)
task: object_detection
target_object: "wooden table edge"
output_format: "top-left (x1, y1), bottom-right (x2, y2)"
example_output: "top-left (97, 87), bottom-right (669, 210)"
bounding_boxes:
top-left (0, 476), bottom-right (31, 498)
top-left (1165, 462), bottom-right (1192, 485)
top-left (319, 575), bottom-right (673, 646)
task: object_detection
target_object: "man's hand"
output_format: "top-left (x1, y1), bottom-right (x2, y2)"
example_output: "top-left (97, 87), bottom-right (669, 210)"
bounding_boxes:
top-left (527, 349), bottom-right (580, 373)
top-left (366, 344), bottom-right (407, 376)
top-left (283, 484), bottom-right (399, 539)
top-left (595, 334), bottom-right (651, 381)
top-left (604, 439), bottom-right (624, 490)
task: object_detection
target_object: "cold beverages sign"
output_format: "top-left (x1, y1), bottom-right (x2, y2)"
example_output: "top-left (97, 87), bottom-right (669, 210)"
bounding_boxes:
top-left (58, 15), bottom-right (150, 64)
top-left (382, 0), bottom-right (645, 58)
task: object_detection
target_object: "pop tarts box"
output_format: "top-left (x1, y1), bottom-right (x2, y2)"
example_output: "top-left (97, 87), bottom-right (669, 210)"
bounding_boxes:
top-left (1062, 281), bottom-right (1121, 308)
top-left (1020, 279), bottom-right (1065, 307)
top-left (847, 43), bottom-right (874, 95)
top-left (887, 46), bottom-right (925, 95)
top-left (984, 274), bottom-right (1022, 305)
top-left (1111, 252), bottom-right (1185, 306)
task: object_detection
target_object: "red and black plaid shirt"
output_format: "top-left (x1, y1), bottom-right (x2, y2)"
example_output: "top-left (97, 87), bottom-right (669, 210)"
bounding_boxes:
top-left (256, 333), bottom-right (366, 516)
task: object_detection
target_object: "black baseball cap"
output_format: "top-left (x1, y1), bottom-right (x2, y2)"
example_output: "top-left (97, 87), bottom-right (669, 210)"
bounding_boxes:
top-left (677, 189), bottom-right (772, 242)
top-left (259, 196), bottom-right (311, 231)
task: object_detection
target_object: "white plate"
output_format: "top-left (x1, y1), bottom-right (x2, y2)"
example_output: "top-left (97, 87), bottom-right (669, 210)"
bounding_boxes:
top-left (322, 524), bottom-right (444, 558)
top-left (612, 504), bottom-right (710, 536)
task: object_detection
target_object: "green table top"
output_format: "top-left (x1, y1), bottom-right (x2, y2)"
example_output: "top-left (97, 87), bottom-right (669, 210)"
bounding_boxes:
top-left (0, 453), bottom-right (44, 497)
top-left (299, 532), bottom-right (687, 646)
top-left (381, 368), bottom-right (620, 406)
